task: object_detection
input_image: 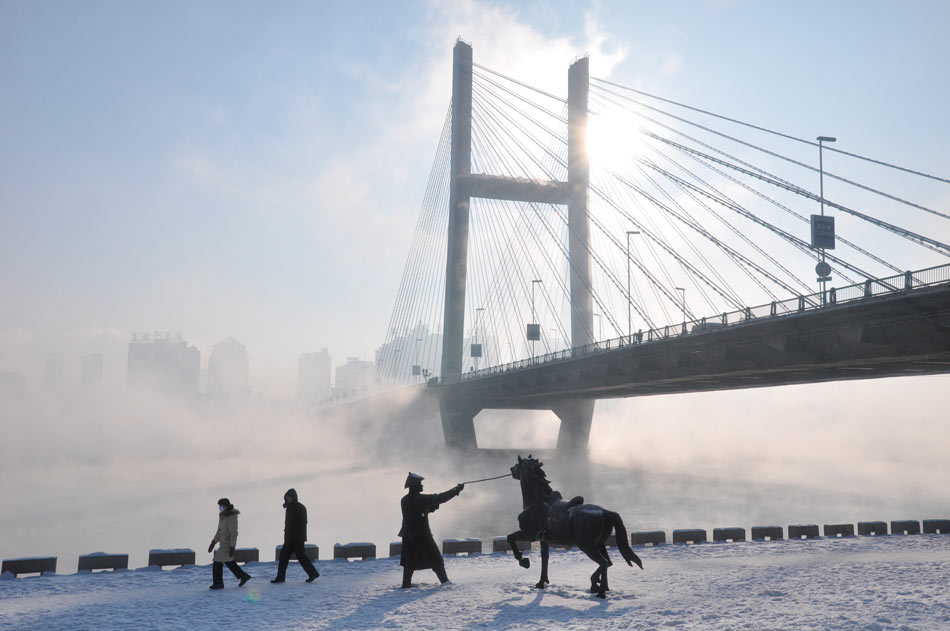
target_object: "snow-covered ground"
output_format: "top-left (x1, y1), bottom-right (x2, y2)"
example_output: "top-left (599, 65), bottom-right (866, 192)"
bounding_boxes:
top-left (2, 534), bottom-right (948, 630)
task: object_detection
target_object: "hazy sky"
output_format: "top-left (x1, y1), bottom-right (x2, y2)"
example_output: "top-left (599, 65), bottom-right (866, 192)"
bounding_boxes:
top-left (2, 0), bottom-right (948, 397)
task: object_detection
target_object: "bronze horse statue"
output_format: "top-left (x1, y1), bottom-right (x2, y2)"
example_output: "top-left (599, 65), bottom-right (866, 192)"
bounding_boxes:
top-left (505, 455), bottom-right (642, 598)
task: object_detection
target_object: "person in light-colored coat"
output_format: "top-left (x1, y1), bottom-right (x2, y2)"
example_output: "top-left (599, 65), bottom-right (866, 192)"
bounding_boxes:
top-left (208, 498), bottom-right (251, 589)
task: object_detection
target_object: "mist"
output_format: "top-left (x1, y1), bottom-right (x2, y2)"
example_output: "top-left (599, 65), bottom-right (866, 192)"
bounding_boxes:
top-left (3, 372), bottom-right (948, 572)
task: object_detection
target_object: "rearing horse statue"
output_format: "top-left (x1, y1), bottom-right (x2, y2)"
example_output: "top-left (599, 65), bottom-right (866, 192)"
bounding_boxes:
top-left (506, 455), bottom-right (643, 598)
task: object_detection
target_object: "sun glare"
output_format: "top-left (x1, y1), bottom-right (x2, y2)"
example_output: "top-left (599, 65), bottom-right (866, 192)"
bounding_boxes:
top-left (586, 108), bottom-right (646, 169)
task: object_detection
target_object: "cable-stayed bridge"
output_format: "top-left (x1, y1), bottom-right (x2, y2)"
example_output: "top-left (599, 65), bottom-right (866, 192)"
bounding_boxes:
top-left (377, 40), bottom-right (950, 452)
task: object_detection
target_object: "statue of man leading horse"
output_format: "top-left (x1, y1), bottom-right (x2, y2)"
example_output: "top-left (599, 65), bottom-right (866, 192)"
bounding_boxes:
top-left (505, 455), bottom-right (642, 598)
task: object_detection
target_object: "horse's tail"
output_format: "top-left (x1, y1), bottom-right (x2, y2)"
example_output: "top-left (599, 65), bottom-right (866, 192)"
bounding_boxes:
top-left (605, 510), bottom-right (643, 570)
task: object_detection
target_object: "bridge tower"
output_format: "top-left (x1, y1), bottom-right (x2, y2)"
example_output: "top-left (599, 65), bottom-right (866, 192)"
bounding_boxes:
top-left (439, 40), bottom-right (596, 452)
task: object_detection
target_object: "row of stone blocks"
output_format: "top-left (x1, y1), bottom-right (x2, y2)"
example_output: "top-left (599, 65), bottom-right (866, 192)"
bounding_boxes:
top-left (5, 520), bottom-right (948, 576)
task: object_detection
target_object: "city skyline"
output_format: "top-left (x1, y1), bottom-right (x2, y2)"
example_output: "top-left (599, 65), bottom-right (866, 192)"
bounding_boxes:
top-left (2, 1), bottom-right (948, 399)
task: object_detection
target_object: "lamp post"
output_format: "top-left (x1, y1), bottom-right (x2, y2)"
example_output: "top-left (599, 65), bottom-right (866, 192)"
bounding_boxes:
top-left (675, 287), bottom-right (686, 325)
top-left (626, 230), bottom-right (640, 339)
top-left (414, 338), bottom-right (422, 382)
top-left (816, 135), bottom-right (836, 304)
top-left (531, 279), bottom-right (543, 360)
top-left (474, 307), bottom-right (484, 371)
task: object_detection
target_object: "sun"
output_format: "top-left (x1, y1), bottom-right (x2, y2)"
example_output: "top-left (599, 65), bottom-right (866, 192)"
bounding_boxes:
top-left (586, 107), bottom-right (647, 169)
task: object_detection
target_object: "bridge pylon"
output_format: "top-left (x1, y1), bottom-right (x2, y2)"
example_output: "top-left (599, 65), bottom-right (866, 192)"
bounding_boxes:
top-left (439, 40), bottom-right (595, 453)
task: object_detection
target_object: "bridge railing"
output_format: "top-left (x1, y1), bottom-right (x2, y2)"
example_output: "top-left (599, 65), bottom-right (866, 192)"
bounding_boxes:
top-left (456, 263), bottom-right (950, 383)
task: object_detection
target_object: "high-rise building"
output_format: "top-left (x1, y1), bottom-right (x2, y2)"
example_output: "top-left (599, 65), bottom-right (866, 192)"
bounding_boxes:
top-left (44, 354), bottom-right (64, 392)
top-left (298, 349), bottom-right (331, 403)
top-left (375, 323), bottom-right (442, 386)
top-left (334, 356), bottom-right (374, 399)
top-left (80, 353), bottom-right (104, 387)
top-left (0, 371), bottom-right (28, 399)
top-left (127, 332), bottom-right (200, 397)
top-left (208, 336), bottom-right (249, 399)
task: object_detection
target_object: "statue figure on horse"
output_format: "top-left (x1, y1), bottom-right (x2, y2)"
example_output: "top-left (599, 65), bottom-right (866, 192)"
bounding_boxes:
top-left (505, 455), bottom-right (642, 598)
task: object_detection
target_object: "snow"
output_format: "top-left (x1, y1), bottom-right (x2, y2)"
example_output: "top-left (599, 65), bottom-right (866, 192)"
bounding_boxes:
top-left (2, 535), bottom-right (949, 630)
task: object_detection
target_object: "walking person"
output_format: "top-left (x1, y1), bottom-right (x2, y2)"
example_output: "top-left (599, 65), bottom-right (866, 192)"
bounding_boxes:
top-left (399, 473), bottom-right (464, 588)
top-left (271, 488), bottom-right (319, 583)
top-left (208, 498), bottom-right (251, 589)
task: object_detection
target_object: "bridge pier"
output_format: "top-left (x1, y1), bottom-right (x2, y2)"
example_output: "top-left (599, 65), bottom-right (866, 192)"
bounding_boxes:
top-left (553, 399), bottom-right (595, 452)
top-left (439, 395), bottom-right (480, 451)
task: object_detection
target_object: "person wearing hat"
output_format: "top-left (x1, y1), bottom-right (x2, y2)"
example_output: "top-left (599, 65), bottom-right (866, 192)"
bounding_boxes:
top-left (271, 488), bottom-right (319, 583)
top-left (398, 473), bottom-right (464, 588)
top-left (207, 498), bottom-right (251, 589)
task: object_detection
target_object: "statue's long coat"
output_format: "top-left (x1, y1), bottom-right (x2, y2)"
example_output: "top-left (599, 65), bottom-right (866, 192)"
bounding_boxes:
top-left (398, 487), bottom-right (460, 570)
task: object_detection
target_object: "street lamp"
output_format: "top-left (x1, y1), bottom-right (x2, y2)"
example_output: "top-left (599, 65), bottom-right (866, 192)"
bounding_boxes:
top-left (529, 279), bottom-right (543, 359)
top-left (626, 230), bottom-right (640, 339)
top-left (675, 287), bottom-right (686, 325)
top-left (816, 135), bottom-right (836, 304)
top-left (473, 307), bottom-right (484, 370)
top-left (413, 338), bottom-right (422, 380)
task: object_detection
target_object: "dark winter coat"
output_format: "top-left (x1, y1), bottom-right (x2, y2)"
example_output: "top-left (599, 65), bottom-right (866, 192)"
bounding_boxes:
top-left (283, 488), bottom-right (308, 544)
top-left (398, 487), bottom-right (460, 570)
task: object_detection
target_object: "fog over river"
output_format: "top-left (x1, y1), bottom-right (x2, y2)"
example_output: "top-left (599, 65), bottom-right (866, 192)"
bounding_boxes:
top-left (2, 375), bottom-right (948, 571)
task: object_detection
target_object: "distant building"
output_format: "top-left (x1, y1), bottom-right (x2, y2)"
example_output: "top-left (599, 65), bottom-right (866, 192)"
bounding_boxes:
top-left (127, 332), bottom-right (200, 397)
top-left (375, 323), bottom-right (442, 386)
top-left (80, 353), bottom-right (104, 387)
top-left (0, 371), bottom-right (28, 399)
top-left (334, 356), bottom-right (374, 399)
top-left (208, 336), bottom-right (249, 399)
top-left (298, 349), bottom-right (331, 403)
top-left (44, 354), bottom-right (64, 392)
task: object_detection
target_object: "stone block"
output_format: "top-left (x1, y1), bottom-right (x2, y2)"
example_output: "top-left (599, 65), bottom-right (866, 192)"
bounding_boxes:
top-left (442, 538), bottom-right (481, 555)
top-left (857, 521), bottom-right (887, 536)
top-left (823, 524), bottom-right (855, 538)
top-left (492, 536), bottom-right (532, 553)
top-left (923, 519), bottom-right (950, 534)
top-left (672, 529), bottom-right (707, 544)
top-left (890, 520), bottom-right (921, 535)
top-left (233, 548), bottom-right (259, 564)
top-left (1, 557), bottom-right (56, 577)
top-left (147, 549), bottom-right (195, 568)
top-left (713, 527), bottom-right (746, 543)
top-left (751, 526), bottom-right (783, 541)
top-left (274, 544), bottom-right (318, 562)
top-left (788, 524), bottom-right (820, 539)
top-left (631, 531), bottom-right (666, 546)
top-left (333, 542), bottom-right (376, 560)
top-left (77, 553), bottom-right (128, 572)
top-left (389, 542), bottom-right (402, 557)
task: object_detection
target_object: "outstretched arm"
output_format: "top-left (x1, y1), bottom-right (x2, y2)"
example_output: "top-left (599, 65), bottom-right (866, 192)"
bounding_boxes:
top-left (423, 484), bottom-right (464, 511)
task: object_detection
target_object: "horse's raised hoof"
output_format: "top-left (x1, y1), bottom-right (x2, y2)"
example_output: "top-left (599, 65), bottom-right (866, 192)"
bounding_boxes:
top-left (519, 558), bottom-right (530, 569)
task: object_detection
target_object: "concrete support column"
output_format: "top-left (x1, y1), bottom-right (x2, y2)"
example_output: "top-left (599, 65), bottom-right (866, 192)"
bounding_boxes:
top-left (441, 40), bottom-right (473, 384)
top-left (439, 394), bottom-right (480, 451)
top-left (563, 57), bottom-right (596, 454)
top-left (553, 399), bottom-right (595, 452)
top-left (567, 56), bottom-right (592, 350)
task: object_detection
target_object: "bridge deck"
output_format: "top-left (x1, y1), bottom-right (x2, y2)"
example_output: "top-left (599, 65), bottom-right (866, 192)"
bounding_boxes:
top-left (441, 283), bottom-right (950, 407)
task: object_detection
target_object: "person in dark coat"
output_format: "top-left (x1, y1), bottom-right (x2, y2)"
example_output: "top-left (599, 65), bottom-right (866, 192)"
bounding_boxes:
top-left (399, 473), bottom-right (463, 588)
top-left (271, 488), bottom-right (319, 583)
top-left (208, 497), bottom-right (251, 589)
